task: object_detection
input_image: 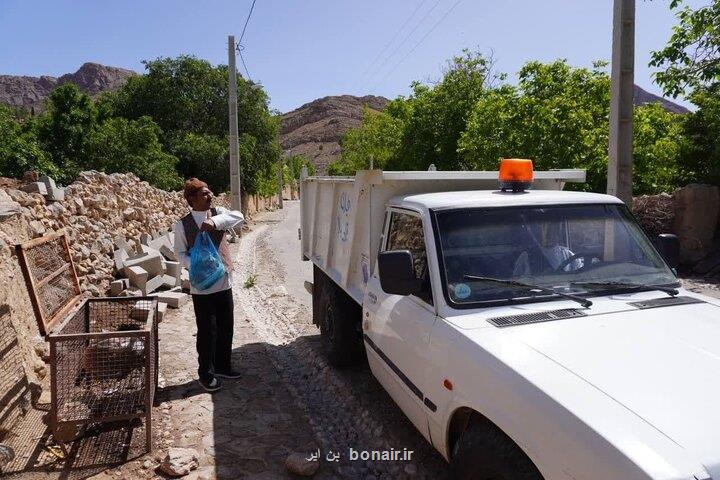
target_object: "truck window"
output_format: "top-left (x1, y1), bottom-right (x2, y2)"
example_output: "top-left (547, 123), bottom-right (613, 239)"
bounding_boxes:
top-left (386, 211), bottom-right (433, 305)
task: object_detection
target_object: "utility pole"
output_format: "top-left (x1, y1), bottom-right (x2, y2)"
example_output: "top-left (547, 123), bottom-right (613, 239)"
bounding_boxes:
top-left (277, 157), bottom-right (284, 209)
top-left (607, 0), bottom-right (635, 205)
top-left (228, 35), bottom-right (242, 212)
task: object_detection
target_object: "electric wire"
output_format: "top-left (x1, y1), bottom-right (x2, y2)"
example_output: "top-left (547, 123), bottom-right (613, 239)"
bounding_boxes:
top-left (351, 0), bottom-right (430, 90)
top-left (239, 0), bottom-right (257, 45)
top-left (239, 48), bottom-right (252, 80)
top-left (372, 0), bottom-right (461, 90)
top-left (360, 0), bottom-right (444, 91)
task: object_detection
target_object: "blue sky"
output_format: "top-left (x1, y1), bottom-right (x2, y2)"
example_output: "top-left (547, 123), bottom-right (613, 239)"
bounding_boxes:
top-left (0, 0), bottom-right (704, 112)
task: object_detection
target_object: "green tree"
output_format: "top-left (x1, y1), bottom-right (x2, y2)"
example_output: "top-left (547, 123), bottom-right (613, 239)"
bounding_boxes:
top-left (109, 55), bottom-right (280, 193)
top-left (459, 60), bottom-right (611, 191)
top-left (0, 106), bottom-right (56, 178)
top-left (168, 132), bottom-right (228, 193)
top-left (84, 116), bottom-right (182, 190)
top-left (36, 84), bottom-right (96, 183)
top-left (632, 103), bottom-right (686, 194)
top-left (680, 83), bottom-right (720, 184)
top-left (650, 0), bottom-right (720, 97)
top-left (329, 106), bottom-right (404, 175)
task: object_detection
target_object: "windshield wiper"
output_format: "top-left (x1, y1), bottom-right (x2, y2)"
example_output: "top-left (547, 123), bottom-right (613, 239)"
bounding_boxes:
top-left (571, 281), bottom-right (679, 297)
top-left (463, 274), bottom-right (593, 308)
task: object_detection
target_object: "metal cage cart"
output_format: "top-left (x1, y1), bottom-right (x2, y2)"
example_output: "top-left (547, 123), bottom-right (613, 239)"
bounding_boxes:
top-left (16, 232), bottom-right (158, 454)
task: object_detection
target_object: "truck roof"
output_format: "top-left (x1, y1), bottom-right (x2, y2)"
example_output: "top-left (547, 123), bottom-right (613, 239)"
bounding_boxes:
top-left (392, 189), bottom-right (624, 211)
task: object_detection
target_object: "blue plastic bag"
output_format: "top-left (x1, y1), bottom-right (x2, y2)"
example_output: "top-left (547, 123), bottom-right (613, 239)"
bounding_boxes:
top-left (189, 231), bottom-right (226, 290)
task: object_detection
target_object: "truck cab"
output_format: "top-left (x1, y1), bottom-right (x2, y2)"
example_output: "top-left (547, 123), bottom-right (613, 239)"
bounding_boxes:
top-left (301, 162), bottom-right (719, 480)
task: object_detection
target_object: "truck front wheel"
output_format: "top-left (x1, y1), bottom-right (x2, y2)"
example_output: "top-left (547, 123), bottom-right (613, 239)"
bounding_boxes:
top-left (316, 272), bottom-right (362, 367)
top-left (450, 419), bottom-right (544, 480)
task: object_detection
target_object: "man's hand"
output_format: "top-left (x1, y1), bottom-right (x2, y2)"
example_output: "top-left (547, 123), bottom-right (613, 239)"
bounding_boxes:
top-left (201, 219), bottom-right (216, 231)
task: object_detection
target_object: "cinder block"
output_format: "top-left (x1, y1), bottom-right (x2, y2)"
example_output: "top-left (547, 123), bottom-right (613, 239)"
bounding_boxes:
top-left (181, 269), bottom-right (190, 291)
top-left (38, 175), bottom-right (57, 190)
top-left (109, 278), bottom-right (129, 296)
top-left (114, 236), bottom-right (133, 254)
top-left (165, 261), bottom-right (181, 286)
top-left (21, 182), bottom-right (47, 195)
top-left (150, 234), bottom-right (172, 252)
top-left (145, 275), bottom-right (165, 295)
top-left (152, 291), bottom-right (188, 309)
top-left (46, 187), bottom-right (65, 202)
top-left (159, 244), bottom-right (178, 262)
top-left (140, 233), bottom-right (152, 246)
top-left (157, 302), bottom-right (168, 322)
top-left (160, 274), bottom-right (177, 289)
top-left (123, 251), bottom-right (164, 277)
top-left (113, 249), bottom-right (129, 271)
top-left (124, 266), bottom-right (148, 291)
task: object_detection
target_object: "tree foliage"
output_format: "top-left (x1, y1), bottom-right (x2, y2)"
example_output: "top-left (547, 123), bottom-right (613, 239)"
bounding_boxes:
top-left (333, 51), bottom-right (698, 195)
top-left (0, 106), bottom-right (57, 179)
top-left (84, 116), bottom-right (182, 190)
top-left (681, 83), bottom-right (720, 184)
top-left (650, 0), bottom-right (720, 97)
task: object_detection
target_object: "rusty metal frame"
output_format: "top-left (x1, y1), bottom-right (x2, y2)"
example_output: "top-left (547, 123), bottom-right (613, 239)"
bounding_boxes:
top-left (15, 232), bottom-right (82, 336)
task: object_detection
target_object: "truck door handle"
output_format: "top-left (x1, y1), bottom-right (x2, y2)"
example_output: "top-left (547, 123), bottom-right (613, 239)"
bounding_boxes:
top-left (368, 292), bottom-right (378, 304)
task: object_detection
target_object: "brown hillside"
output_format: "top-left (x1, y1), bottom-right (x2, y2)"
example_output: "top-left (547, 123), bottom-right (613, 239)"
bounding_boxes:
top-left (0, 62), bottom-right (135, 112)
top-left (279, 95), bottom-right (389, 173)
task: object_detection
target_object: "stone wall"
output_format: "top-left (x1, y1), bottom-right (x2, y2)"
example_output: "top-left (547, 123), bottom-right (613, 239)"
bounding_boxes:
top-left (632, 184), bottom-right (720, 267)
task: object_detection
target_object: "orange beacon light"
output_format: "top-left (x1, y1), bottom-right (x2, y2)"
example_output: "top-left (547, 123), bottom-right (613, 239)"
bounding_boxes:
top-left (499, 158), bottom-right (534, 192)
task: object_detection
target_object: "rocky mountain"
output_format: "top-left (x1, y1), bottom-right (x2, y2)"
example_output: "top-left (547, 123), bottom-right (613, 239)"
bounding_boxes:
top-left (279, 95), bottom-right (389, 173)
top-left (634, 84), bottom-right (690, 114)
top-left (0, 62), bottom-right (135, 112)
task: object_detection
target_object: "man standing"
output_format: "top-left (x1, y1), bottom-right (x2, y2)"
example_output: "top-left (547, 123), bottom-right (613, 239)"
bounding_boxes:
top-left (174, 178), bottom-right (244, 392)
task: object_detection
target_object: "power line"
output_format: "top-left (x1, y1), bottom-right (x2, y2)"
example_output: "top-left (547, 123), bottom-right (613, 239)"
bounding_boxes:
top-left (360, 0), bottom-right (444, 91)
top-left (351, 0), bottom-right (430, 91)
top-left (239, 0), bottom-right (257, 45)
top-left (238, 48), bottom-right (252, 80)
top-left (372, 0), bottom-right (462, 91)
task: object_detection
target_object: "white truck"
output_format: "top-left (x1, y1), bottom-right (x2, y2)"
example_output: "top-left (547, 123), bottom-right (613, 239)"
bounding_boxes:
top-left (299, 163), bottom-right (720, 480)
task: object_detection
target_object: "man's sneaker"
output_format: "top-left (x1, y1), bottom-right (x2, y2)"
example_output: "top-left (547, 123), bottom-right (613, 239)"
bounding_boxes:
top-left (199, 376), bottom-right (222, 392)
top-left (214, 369), bottom-right (242, 379)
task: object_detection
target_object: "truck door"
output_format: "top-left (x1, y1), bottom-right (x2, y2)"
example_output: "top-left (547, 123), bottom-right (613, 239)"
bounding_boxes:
top-left (363, 208), bottom-right (436, 441)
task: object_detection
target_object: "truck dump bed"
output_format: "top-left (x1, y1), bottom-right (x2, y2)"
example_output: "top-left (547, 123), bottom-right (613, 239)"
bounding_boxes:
top-left (300, 169), bottom-right (585, 306)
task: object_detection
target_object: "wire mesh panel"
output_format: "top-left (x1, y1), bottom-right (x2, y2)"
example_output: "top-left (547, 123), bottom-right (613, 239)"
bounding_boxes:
top-left (15, 233), bottom-right (81, 335)
top-left (49, 297), bottom-right (157, 452)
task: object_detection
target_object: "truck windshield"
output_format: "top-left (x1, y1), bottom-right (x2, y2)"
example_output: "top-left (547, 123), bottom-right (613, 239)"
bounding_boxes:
top-left (433, 204), bottom-right (678, 307)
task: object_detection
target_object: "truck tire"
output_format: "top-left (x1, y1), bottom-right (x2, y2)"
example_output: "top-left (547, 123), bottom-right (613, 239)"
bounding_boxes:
top-left (314, 268), bottom-right (362, 367)
top-left (450, 419), bottom-right (544, 480)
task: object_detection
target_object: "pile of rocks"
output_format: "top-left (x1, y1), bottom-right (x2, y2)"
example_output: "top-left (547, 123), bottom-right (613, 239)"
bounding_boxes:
top-left (111, 230), bottom-right (190, 320)
top-left (4, 171), bottom-right (190, 296)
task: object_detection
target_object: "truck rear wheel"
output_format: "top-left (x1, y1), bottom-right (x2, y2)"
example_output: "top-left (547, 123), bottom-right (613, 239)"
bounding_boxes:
top-left (450, 419), bottom-right (544, 480)
top-left (314, 267), bottom-right (362, 367)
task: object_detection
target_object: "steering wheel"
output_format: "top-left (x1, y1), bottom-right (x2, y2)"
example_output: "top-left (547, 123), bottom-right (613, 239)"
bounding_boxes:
top-left (554, 252), bottom-right (600, 272)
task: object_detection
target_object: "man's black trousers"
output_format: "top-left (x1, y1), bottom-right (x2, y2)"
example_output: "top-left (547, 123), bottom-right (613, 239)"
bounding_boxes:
top-left (191, 288), bottom-right (234, 381)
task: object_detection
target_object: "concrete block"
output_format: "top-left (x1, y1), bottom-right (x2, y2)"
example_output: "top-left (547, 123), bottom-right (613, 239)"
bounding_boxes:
top-left (150, 234), bottom-right (172, 252)
top-left (130, 301), bottom-right (152, 321)
top-left (21, 182), bottom-right (47, 195)
top-left (38, 175), bottom-right (57, 190)
top-left (159, 244), bottom-right (178, 262)
top-left (152, 291), bottom-right (188, 309)
top-left (113, 249), bottom-right (129, 271)
top-left (140, 233), bottom-right (152, 246)
top-left (157, 302), bottom-right (168, 322)
top-left (46, 187), bottom-right (65, 202)
top-left (123, 251), bottom-right (164, 277)
top-left (145, 275), bottom-right (165, 295)
top-left (109, 278), bottom-right (129, 296)
top-left (114, 236), bottom-right (133, 255)
top-left (124, 266), bottom-right (148, 291)
top-left (181, 269), bottom-right (190, 291)
top-left (165, 261), bottom-right (181, 286)
top-left (160, 274), bottom-right (177, 289)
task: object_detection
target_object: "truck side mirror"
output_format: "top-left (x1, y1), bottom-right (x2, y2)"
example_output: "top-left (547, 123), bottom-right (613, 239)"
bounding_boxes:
top-left (655, 234), bottom-right (679, 269)
top-left (378, 250), bottom-right (421, 296)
